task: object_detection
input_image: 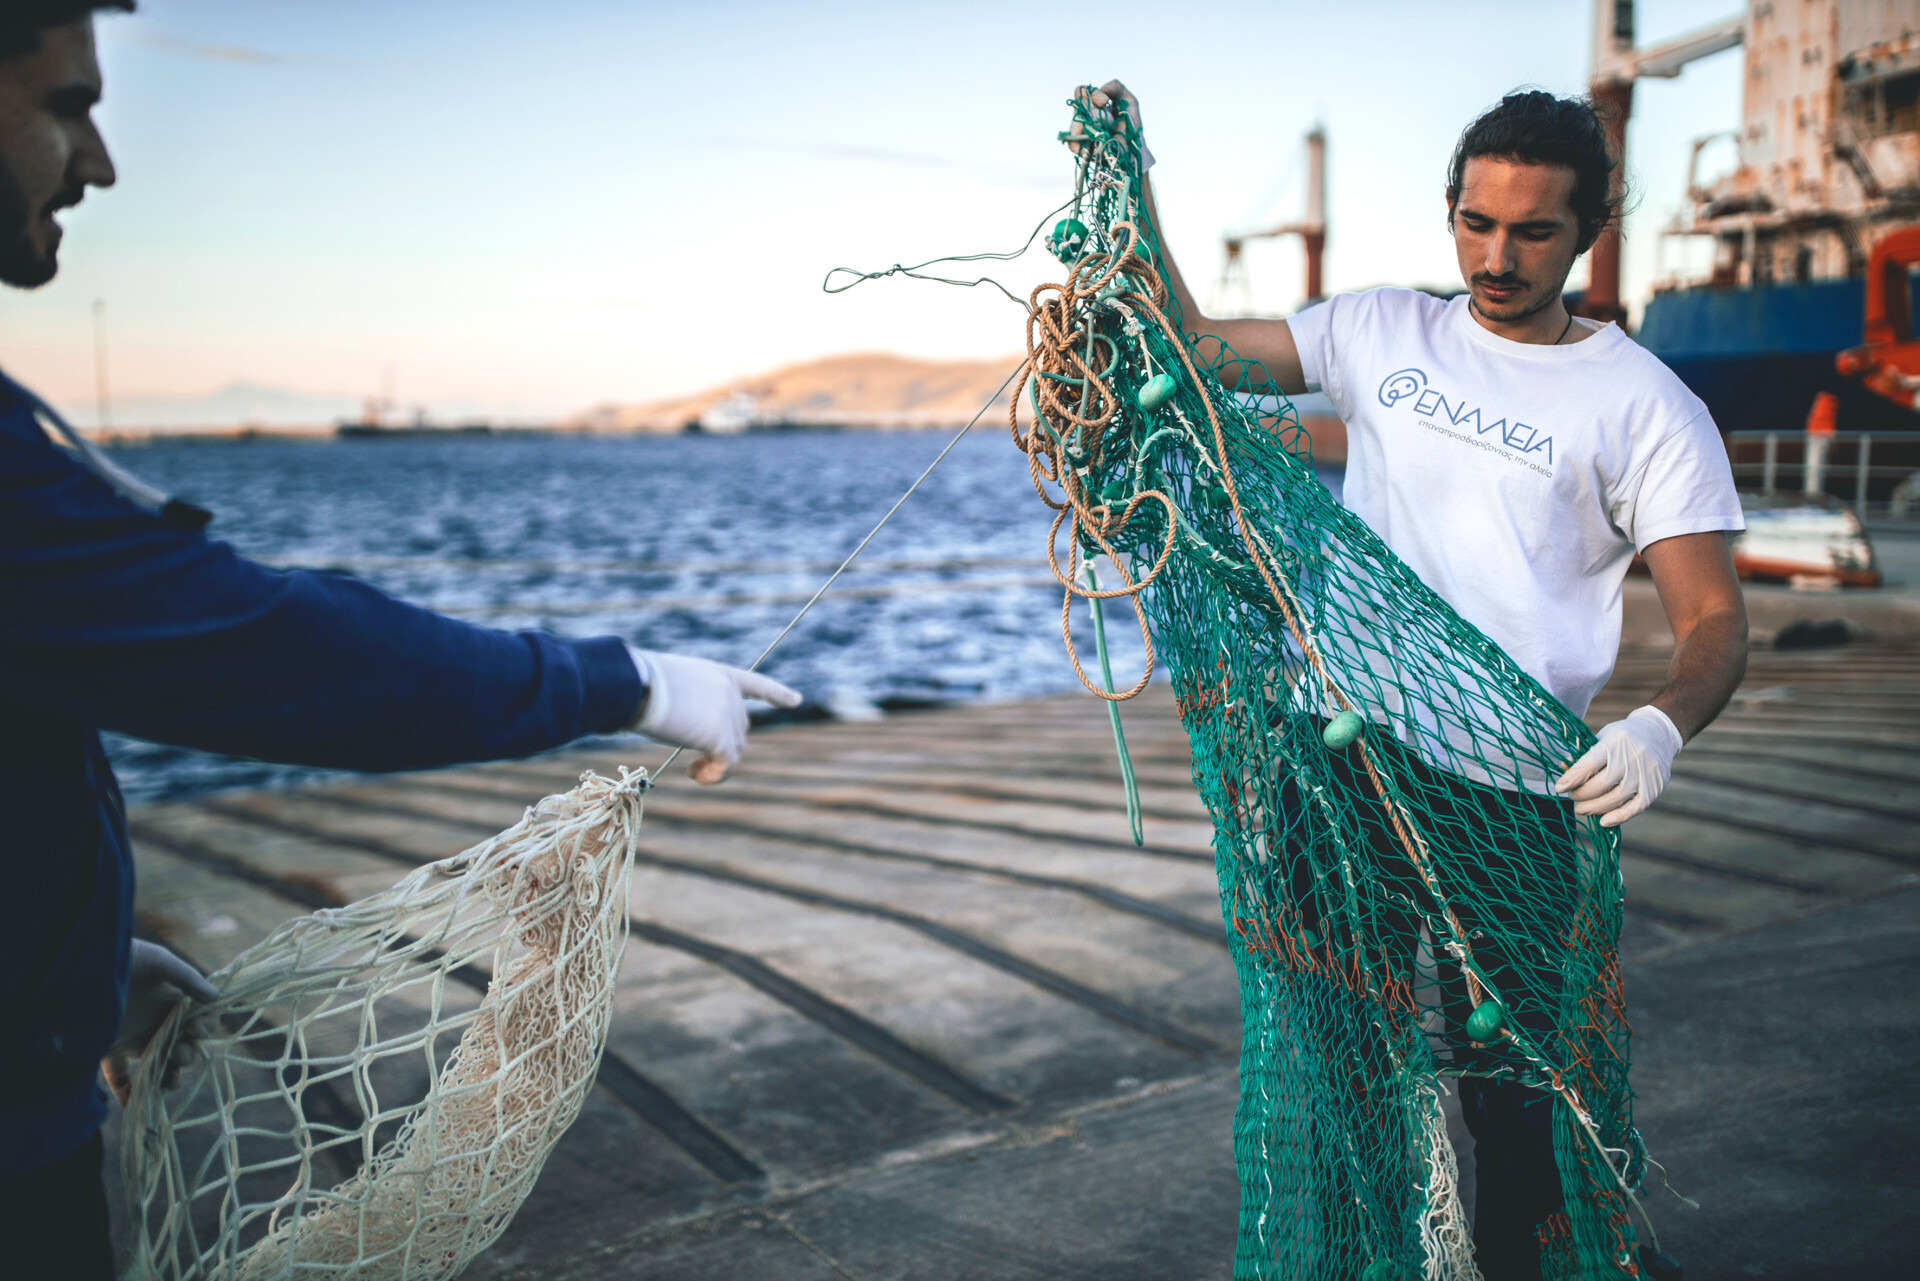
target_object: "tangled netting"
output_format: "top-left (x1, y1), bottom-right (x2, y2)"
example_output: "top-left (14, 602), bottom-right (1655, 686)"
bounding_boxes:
top-left (1015, 93), bottom-right (1651, 1280)
top-left (123, 769), bottom-right (646, 1280)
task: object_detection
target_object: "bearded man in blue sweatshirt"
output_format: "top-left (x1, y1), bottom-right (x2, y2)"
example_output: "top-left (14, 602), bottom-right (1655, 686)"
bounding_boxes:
top-left (0, 6), bottom-right (800, 1272)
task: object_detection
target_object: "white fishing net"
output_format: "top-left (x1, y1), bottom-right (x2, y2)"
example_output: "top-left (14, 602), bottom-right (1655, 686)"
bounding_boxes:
top-left (122, 768), bottom-right (647, 1280)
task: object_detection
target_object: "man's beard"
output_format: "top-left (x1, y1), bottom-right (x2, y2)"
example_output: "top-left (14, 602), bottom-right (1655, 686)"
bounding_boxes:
top-left (1468, 273), bottom-right (1560, 324)
top-left (0, 159), bottom-right (73, 289)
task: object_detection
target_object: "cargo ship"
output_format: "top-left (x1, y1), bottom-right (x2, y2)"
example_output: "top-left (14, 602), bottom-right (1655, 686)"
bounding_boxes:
top-left (1587, 0), bottom-right (1920, 443)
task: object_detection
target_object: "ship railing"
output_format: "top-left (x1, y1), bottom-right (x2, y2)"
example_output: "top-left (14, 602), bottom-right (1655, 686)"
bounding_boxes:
top-left (1726, 430), bottom-right (1920, 524)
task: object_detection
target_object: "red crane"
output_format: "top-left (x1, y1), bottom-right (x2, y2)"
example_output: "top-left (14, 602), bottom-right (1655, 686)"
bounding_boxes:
top-left (1214, 127), bottom-right (1326, 313)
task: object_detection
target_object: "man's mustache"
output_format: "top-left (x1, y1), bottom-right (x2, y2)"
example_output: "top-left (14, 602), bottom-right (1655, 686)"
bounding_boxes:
top-left (1472, 272), bottom-right (1530, 291)
top-left (41, 184), bottom-right (84, 217)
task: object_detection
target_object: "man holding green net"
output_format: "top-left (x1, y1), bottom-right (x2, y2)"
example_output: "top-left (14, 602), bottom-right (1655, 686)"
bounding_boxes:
top-left (1090, 81), bottom-right (1748, 1278)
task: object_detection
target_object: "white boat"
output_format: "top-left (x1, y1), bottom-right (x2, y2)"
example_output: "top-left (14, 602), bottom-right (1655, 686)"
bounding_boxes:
top-left (1731, 493), bottom-right (1881, 587)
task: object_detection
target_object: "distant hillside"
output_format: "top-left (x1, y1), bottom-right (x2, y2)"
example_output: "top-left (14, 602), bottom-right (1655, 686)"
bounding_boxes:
top-left (566, 352), bottom-right (1027, 433)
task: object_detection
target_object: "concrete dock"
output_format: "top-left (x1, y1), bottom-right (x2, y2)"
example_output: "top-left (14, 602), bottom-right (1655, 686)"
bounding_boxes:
top-left (109, 635), bottom-right (1918, 1279)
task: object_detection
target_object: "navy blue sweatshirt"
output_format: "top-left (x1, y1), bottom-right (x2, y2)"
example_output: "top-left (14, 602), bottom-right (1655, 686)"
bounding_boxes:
top-left (0, 371), bottom-right (643, 1175)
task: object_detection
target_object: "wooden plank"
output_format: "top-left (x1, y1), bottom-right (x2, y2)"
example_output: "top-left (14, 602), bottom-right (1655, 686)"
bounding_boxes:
top-left (602, 938), bottom-right (1007, 1184)
top-left (377, 775), bottom-right (1227, 942)
top-left (621, 865), bottom-right (1224, 1106)
top-left (623, 855), bottom-right (1227, 1052)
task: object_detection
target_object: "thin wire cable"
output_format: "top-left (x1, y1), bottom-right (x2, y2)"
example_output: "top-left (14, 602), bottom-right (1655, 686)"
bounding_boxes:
top-left (745, 366), bottom-right (1019, 670)
top-left (820, 196), bottom-right (1076, 305)
top-left (655, 364), bottom-right (1022, 774)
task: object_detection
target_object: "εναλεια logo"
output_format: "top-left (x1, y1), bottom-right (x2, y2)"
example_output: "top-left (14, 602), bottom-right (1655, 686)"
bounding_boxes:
top-left (1375, 366), bottom-right (1554, 466)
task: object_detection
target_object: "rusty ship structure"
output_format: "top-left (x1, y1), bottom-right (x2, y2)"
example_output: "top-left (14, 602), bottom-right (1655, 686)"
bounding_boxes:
top-left (1607, 0), bottom-right (1920, 438)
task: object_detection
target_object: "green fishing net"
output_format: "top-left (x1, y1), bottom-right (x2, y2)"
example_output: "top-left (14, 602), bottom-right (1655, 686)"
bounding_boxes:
top-left (1014, 91), bottom-right (1652, 1280)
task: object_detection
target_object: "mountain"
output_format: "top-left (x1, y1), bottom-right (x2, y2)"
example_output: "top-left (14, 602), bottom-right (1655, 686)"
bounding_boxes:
top-left (565, 352), bottom-right (1026, 433)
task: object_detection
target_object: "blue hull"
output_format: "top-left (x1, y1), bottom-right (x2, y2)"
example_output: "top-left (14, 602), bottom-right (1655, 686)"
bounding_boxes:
top-left (1637, 279), bottom-right (1920, 433)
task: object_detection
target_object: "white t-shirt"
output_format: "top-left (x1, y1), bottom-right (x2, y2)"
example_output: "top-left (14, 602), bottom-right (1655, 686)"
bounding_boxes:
top-left (1288, 287), bottom-right (1743, 719)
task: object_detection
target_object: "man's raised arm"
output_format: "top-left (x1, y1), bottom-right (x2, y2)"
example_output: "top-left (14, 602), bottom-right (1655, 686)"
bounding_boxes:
top-left (1082, 80), bottom-right (1310, 396)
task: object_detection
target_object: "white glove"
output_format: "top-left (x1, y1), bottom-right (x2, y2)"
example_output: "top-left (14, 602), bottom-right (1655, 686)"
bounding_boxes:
top-left (1554, 705), bottom-right (1683, 828)
top-left (628, 647), bottom-right (802, 784)
top-left (102, 939), bottom-right (219, 1106)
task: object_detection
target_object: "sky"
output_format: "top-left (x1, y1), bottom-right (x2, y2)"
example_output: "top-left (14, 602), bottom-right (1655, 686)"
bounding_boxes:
top-left (0, 0), bottom-right (1748, 424)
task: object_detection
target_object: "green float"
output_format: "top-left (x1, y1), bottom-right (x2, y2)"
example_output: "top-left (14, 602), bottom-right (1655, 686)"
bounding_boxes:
top-left (1137, 373), bottom-right (1178, 412)
top-left (1048, 217), bottom-right (1089, 263)
top-left (1466, 999), bottom-right (1505, 1042)
top-left (1321, 710), bottom-right (1364, 749)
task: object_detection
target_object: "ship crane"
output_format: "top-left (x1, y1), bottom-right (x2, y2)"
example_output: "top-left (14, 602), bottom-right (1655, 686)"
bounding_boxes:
top-left (1583, 0), bottom-right (1746, 323)
top-left (1213, 126), bottom-right (1326, 315)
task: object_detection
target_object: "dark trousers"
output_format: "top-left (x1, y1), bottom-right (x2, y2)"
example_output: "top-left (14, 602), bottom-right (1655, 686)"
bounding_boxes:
top-left (1462, 1076), bottom-right (1563, 1281)
top-left (1276, 725), bottom-right (1575, 1281)
top-left (0, 1130), bottom-right (115, 1281)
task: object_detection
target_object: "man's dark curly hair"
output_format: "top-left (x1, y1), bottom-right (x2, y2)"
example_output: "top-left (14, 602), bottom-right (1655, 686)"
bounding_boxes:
top-left (0, 1), bottom-right (133, 62)
top-left (1445, 89), bottom-right (1624, 254)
